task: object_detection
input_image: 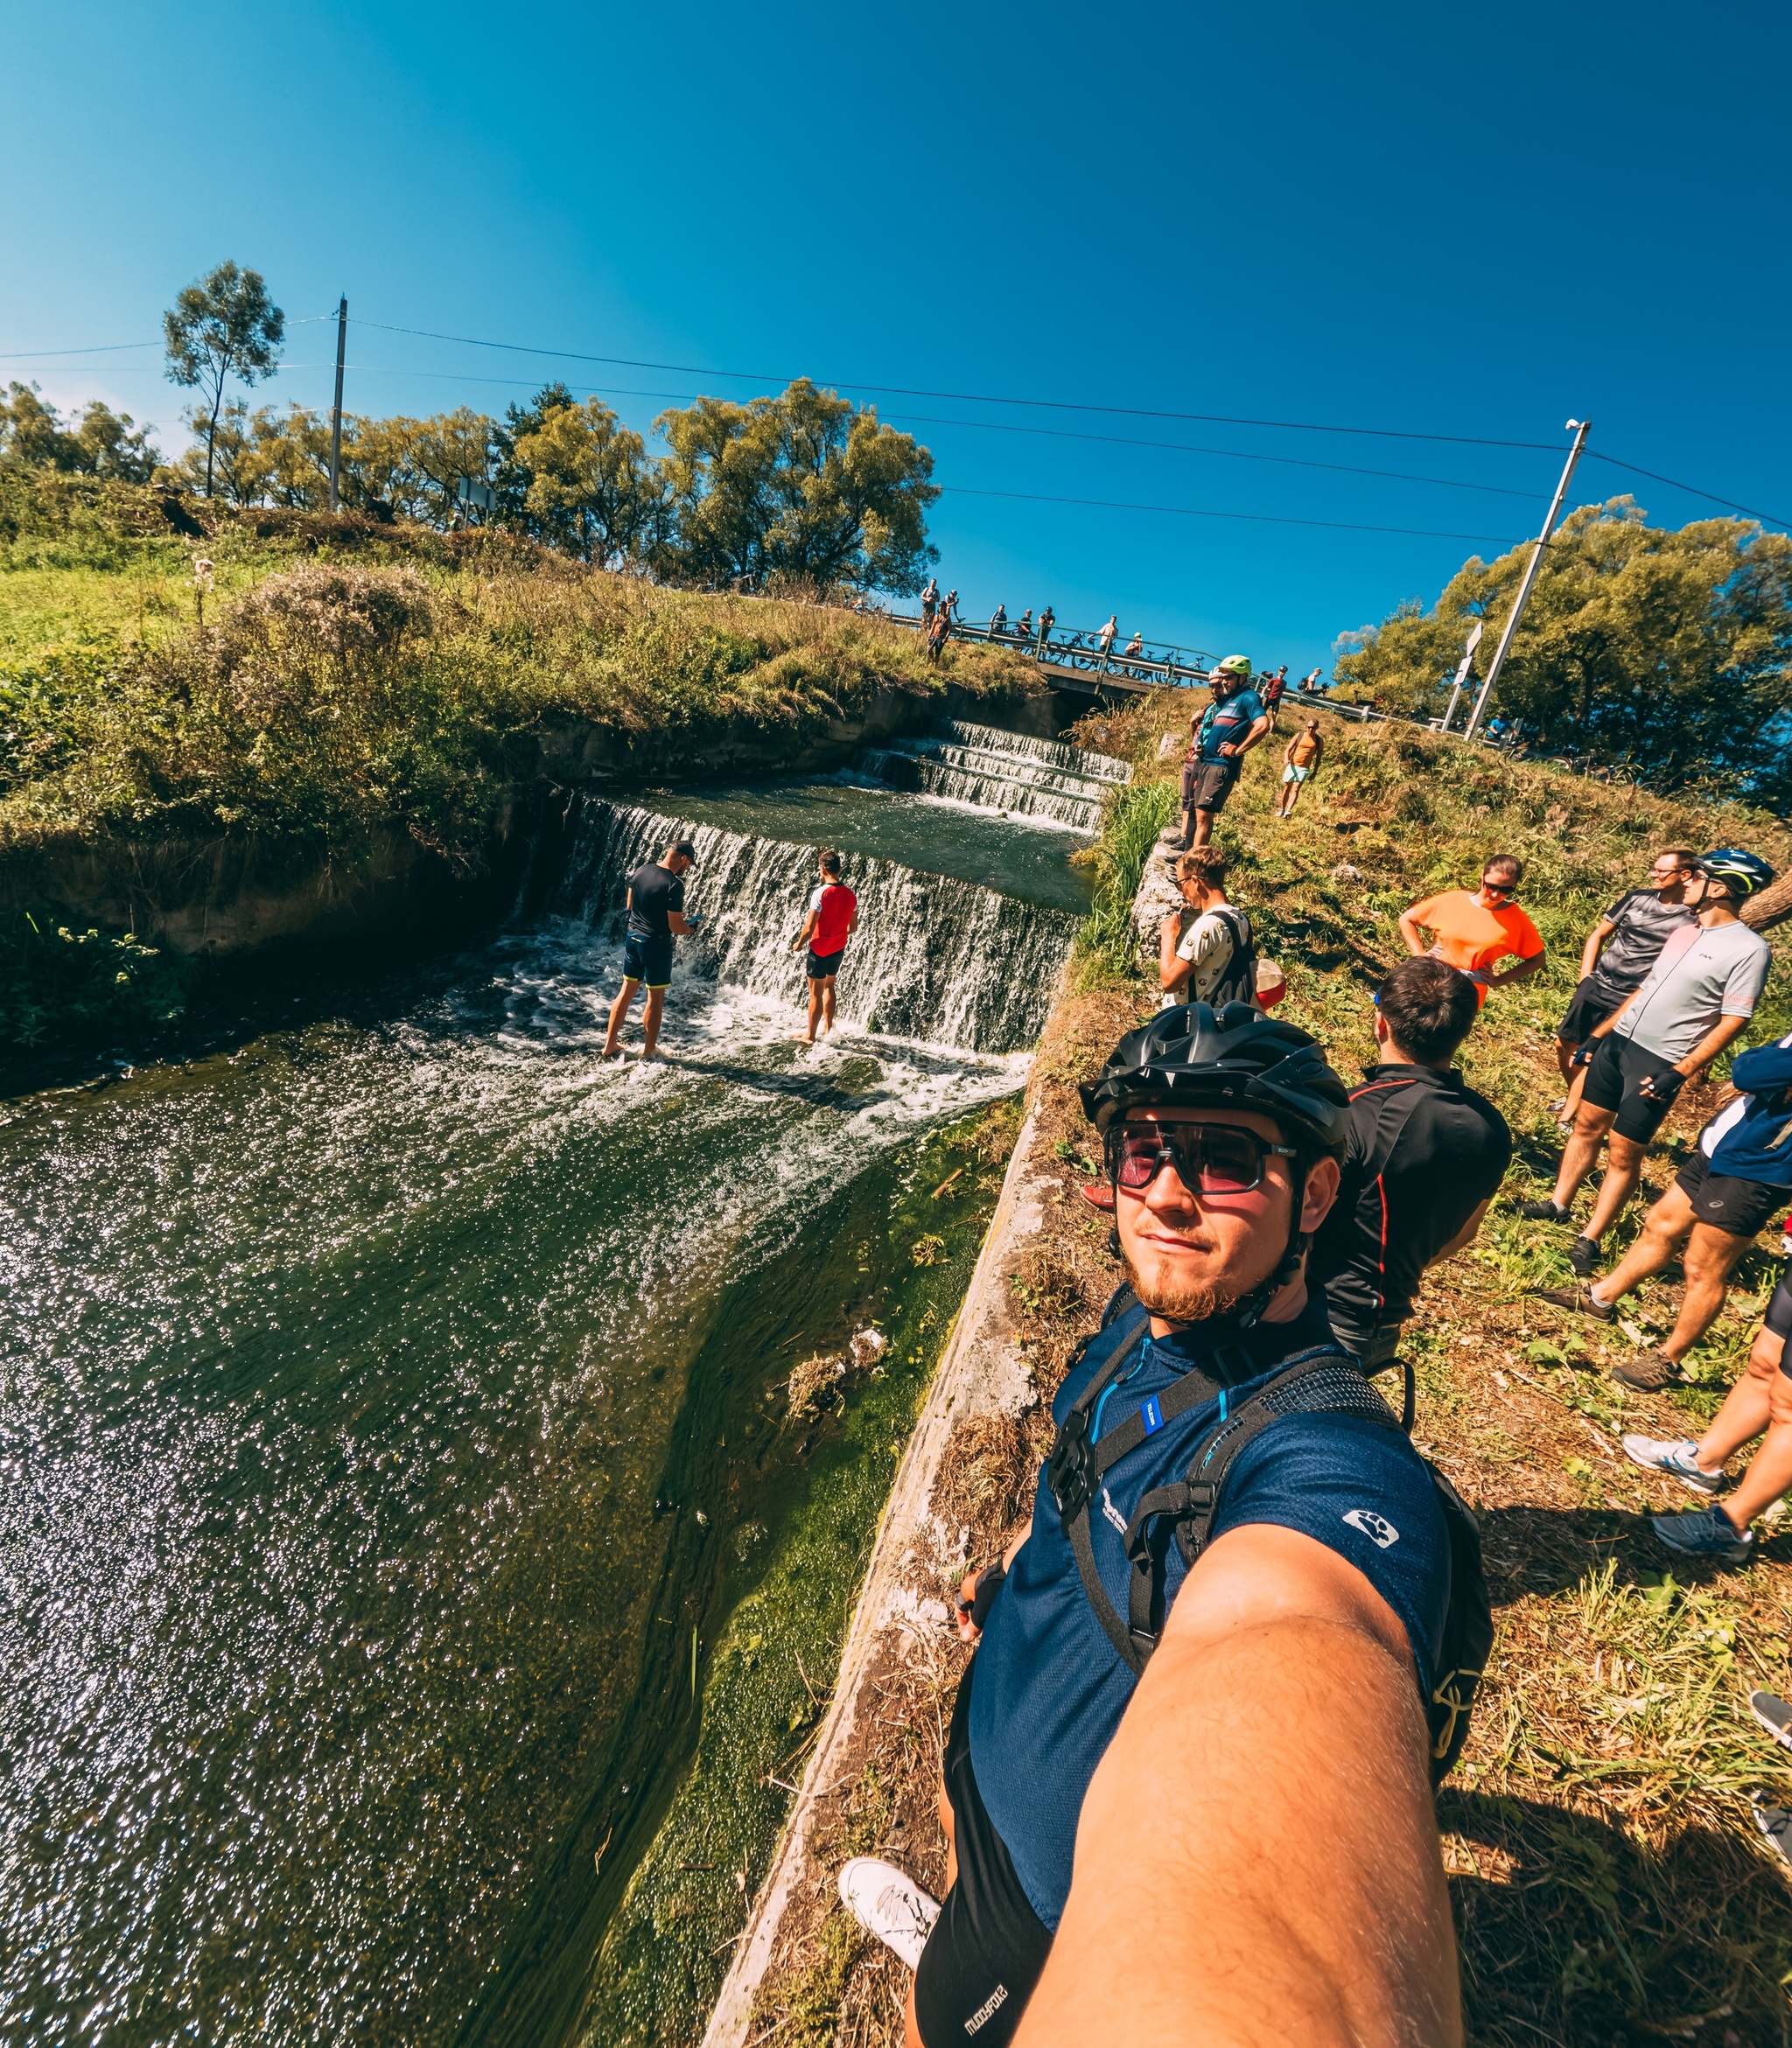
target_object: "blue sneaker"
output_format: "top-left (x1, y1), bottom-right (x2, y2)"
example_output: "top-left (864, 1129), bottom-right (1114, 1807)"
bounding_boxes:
top-left (1621, 1434), bottom-right (1728, 1496)
top-left (1648, 1505), bottom-right (1756, 1565)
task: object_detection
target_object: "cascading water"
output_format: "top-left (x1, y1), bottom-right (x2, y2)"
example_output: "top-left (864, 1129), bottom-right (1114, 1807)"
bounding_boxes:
top-left (555, 799), bottom-right (1079, 1054)
top-left (852, 717), bottom-right (1130, 835)
top-left (0, 745), bottom-right (1102, 2048)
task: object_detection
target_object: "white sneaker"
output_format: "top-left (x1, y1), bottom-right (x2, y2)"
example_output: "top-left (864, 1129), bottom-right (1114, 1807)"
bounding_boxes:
top-left (1620, 1433), bottom-right (1727, 1496)
top-left (837, 1856), bottom-right (941, 1971)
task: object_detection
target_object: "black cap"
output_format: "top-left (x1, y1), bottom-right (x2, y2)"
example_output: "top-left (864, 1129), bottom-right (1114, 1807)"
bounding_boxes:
top-left (672, 840), bottom-right (698, 866)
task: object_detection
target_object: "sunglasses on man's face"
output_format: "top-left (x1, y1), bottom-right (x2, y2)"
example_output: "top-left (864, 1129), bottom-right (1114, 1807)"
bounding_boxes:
top-left (1107, 1121), bottom-right (1297, 1196)
top-left (1480, 878), bottom-right (1516, 897)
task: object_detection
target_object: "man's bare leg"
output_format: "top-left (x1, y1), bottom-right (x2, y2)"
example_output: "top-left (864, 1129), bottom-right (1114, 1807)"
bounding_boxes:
top-left (603, 976), bottom-right (642, 1057)
top-left (800, 979), bottom-right (822, 1045)
top-left (1588, 1185), bottom-right (1694, 1304)
top-left (1191, 806), bottom-right (1216, 850)
top-left (1657, 1222), bottom-right (1750, 1363)
top-left (640, 986), bottom-right (668, 1059)
top-left (820, 975), bottom-right (838, 1036)
top-left (1551, 1103), bottom-right (1616, 1212)
top-left (1722, 1354), bottom-right (1792, 1527)
top-left (1580, 1132), bottom-right (1648, 1244)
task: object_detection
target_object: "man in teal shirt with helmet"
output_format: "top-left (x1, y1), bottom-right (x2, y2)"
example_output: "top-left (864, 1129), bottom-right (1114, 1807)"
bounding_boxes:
top-left (1176, 654), bottom-right (1270, 850)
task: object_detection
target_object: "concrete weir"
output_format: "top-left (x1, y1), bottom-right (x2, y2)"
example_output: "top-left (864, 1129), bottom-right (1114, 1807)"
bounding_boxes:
top-left (700, 1061), bottom-right (1060, 2047)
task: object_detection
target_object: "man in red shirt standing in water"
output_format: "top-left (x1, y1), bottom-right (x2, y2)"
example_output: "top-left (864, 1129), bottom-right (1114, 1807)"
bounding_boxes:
top-left (793, 849), bottom-right (858, 1044)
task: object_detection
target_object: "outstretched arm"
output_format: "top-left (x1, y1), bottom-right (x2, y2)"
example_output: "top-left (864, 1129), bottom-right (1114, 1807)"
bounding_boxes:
top-left (1012, 1523), bottom-right (1462, 2048)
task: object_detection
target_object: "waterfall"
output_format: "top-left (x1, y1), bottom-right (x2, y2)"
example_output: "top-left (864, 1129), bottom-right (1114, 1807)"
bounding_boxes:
top-left (851, 719), bottom-right (1130, 835)
top-left (551, 800), bottom-right (1080, 1055)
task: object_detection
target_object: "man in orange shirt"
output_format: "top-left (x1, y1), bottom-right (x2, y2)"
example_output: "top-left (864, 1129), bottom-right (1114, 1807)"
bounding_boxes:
top-left (1396, 855), bottom-right (1546, 1004)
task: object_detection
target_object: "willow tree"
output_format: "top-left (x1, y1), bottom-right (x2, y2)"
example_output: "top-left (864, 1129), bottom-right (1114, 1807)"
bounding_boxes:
top-left (655, 378), bottom-right (939, 595)
top-left (1334, 499), bottom-right (1792, 794)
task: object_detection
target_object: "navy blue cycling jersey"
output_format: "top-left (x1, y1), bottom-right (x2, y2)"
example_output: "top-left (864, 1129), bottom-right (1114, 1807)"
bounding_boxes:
top-left (1196, 688), bottom-right (1267, 763)
top-left (968, 1290), bottom-right (1450, 1931)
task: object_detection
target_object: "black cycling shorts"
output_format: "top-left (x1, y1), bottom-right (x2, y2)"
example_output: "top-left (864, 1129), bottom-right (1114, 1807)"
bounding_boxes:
top-left (1765, 1272), bottom-right (1792, 1361)
top-left (913, 1659), bottom-right (1054, 2048)
top-left (1558, 976), bottom-right (1620, 1046)
top-left (620, 933), bottom-right (675, 989)
top-left (1673, 1150), bottom-right (1785, 1240)
top-left (1580, 1033), bottom-right (1682, 1143)
top-left (805, 946), bottom-right (846, 981)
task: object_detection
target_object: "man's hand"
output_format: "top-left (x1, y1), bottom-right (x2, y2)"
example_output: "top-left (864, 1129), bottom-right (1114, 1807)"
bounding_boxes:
top-left (1640, 1068), bottom-right (1684, 1105)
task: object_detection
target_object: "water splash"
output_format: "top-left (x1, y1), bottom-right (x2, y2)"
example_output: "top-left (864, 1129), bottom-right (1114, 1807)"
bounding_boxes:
top-left (853, 718), bottom-right (1130, 835)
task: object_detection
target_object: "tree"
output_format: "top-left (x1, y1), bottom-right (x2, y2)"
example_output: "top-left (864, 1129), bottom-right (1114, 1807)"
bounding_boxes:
top-left (1332, 499), bottom-right (1792, 794)
top-left (0, 382), bottom-right (158, 480)
top-left (510, 396), bottom-right (668, 565)
top-left (655, 378), bottom-right (938, 593)
top-left (163, 261), bottom-right (284, 497)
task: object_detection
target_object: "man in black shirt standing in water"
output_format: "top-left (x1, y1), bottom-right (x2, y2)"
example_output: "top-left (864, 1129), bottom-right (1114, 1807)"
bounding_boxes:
top-left (1312, 957), bottom-right (1512, 1383)
top-left (602, 839), bottom-right (697, 1061)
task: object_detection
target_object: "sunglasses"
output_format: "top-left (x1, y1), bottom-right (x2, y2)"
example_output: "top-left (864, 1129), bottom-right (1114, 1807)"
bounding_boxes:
top-left (1107, 1122), bottom-right (1297, 1196)
top-left (1480, 878), bottom-right (1516, 897)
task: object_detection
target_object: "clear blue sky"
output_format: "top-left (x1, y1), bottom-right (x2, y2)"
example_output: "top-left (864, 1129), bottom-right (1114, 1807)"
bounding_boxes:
top-left (4, 0), bottom-right (1787, 675)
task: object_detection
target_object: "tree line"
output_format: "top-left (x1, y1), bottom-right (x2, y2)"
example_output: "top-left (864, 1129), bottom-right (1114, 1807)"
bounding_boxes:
top-left (1332, 499), bottom-right (1792, 801)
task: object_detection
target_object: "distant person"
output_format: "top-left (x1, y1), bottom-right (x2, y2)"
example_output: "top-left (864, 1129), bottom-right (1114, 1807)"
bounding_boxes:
top-left (602, 839), bottom-right (698, 1061)
top-left (1551, 849), bottom-right (1698, 1124)
top-left (1275, 718), bottom-right (1325, 819)
top-left (1096, 615), bottom-right (1118, 667)
top-left (926, 608), bottom-right (951, 666)
top-left (1176, 655), bottom-right (1269, 851)
top-left (1123, 628), bottom-right (1144, 659)
top-left (1035, 605), bottom-right (1055, 655)
top-left (1312, 959), bottom-right (1510, 1380)
top-left (1016, 606), bottom-right (1033, 645)
top-left (1396, 856), bottom-right (1544, 1008)
top-left (920, 578), bottom-right (939, 627)
top-left (990, 603), bottom-right (1008, 638)
top-left (792, 849), bottom-right (858, 1045)
top-left (1262, 663), bottom-right (1289, 729)
top-left (944, 588), bottom-right (961, 622)
top-left (1158, 848), bottom-right (1255, 1010)
top-left (1537, 1028), bottom-right (1792, 1399)
top-left (1520, 849), bottom-right (1774, 1275)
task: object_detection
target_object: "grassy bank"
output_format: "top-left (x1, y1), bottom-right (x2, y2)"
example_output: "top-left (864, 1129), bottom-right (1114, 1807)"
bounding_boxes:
top-left (749, 701), bottom-right (1792, 2045)
top-left (0, 514), bottom-right (1036, 1069)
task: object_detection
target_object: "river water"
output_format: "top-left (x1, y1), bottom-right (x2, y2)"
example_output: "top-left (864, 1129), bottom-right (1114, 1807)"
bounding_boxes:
top-left (0, 725), bottom-right (1122, 2047)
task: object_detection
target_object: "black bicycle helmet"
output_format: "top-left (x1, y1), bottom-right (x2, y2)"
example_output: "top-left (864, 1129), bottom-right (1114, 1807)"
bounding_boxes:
top-left (1697, 848), bottom-right (1775, 900)
top-left (1080, 1003), bottom-right (1352, 1327)
top-left (1081, 1001), bottom-right (1351, 1157)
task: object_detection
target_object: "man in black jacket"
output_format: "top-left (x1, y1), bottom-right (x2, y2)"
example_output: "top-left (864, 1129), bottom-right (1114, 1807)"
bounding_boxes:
top-left (1312, 958), bottom-right (1512, 1375)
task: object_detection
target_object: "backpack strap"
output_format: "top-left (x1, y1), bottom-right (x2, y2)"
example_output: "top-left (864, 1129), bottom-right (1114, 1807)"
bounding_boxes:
top-left (1052, 1342), bottom-right (1383, 1673)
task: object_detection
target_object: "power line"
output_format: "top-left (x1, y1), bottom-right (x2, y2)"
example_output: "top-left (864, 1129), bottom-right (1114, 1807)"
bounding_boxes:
top-left (1585, 451), bottom-right (1790, 533)
top-left (940, 486), bottom-right (1523, 546)
top-left (354, 318), bottom-right (1566, 451)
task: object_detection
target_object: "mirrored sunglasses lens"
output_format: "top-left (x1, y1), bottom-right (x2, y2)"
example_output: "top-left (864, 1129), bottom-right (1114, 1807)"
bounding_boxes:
top-left (1186, 1129), bottom-right (1260, 1191)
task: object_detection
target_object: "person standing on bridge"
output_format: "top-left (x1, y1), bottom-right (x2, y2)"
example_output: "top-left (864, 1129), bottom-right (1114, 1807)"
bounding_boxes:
top-left (1036, 605), bottom-right (1055, 656)
top-left (920, 578), bottom-right (939, 628)
top-left (1176, 655), bottom-right (1270, 851)
top-left (1015, 607), bottom-right (1032, 646)
top-left (1124, 629), bottom-right (1144, 659)
top-left (990, 603), bottom-right (1008, 639)
top-left (1097, 616), bottom-right (1118, 669)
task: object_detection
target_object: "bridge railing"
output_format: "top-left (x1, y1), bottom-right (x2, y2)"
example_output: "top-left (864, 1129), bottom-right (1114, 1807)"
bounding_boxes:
top-left (890, 612), bottom-right (1219, 688)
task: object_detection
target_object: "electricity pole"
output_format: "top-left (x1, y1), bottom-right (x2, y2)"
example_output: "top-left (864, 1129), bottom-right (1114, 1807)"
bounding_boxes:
top-left (327, 297), bottom-right (347, 513)
top-left (1437, 620), bottom-right (1484, 735)
top-left (1464, 417), bottom-right (1590, 739)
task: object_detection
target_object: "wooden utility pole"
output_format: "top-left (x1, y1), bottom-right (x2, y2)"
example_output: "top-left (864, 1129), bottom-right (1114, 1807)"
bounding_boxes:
top-left (327, 297), bottom-right (347, 513)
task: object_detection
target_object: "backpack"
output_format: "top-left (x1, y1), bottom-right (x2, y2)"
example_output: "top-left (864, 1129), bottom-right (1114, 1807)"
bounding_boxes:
top-left (1203, 905), bottom-right (1258, 1010)
top-left (1045, 1289), bottom-right (1493, 1783)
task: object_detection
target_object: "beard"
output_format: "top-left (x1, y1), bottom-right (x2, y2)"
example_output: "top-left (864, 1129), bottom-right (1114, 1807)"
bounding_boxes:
top-left (1121, 1248), bottom-right (1243, 1326)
